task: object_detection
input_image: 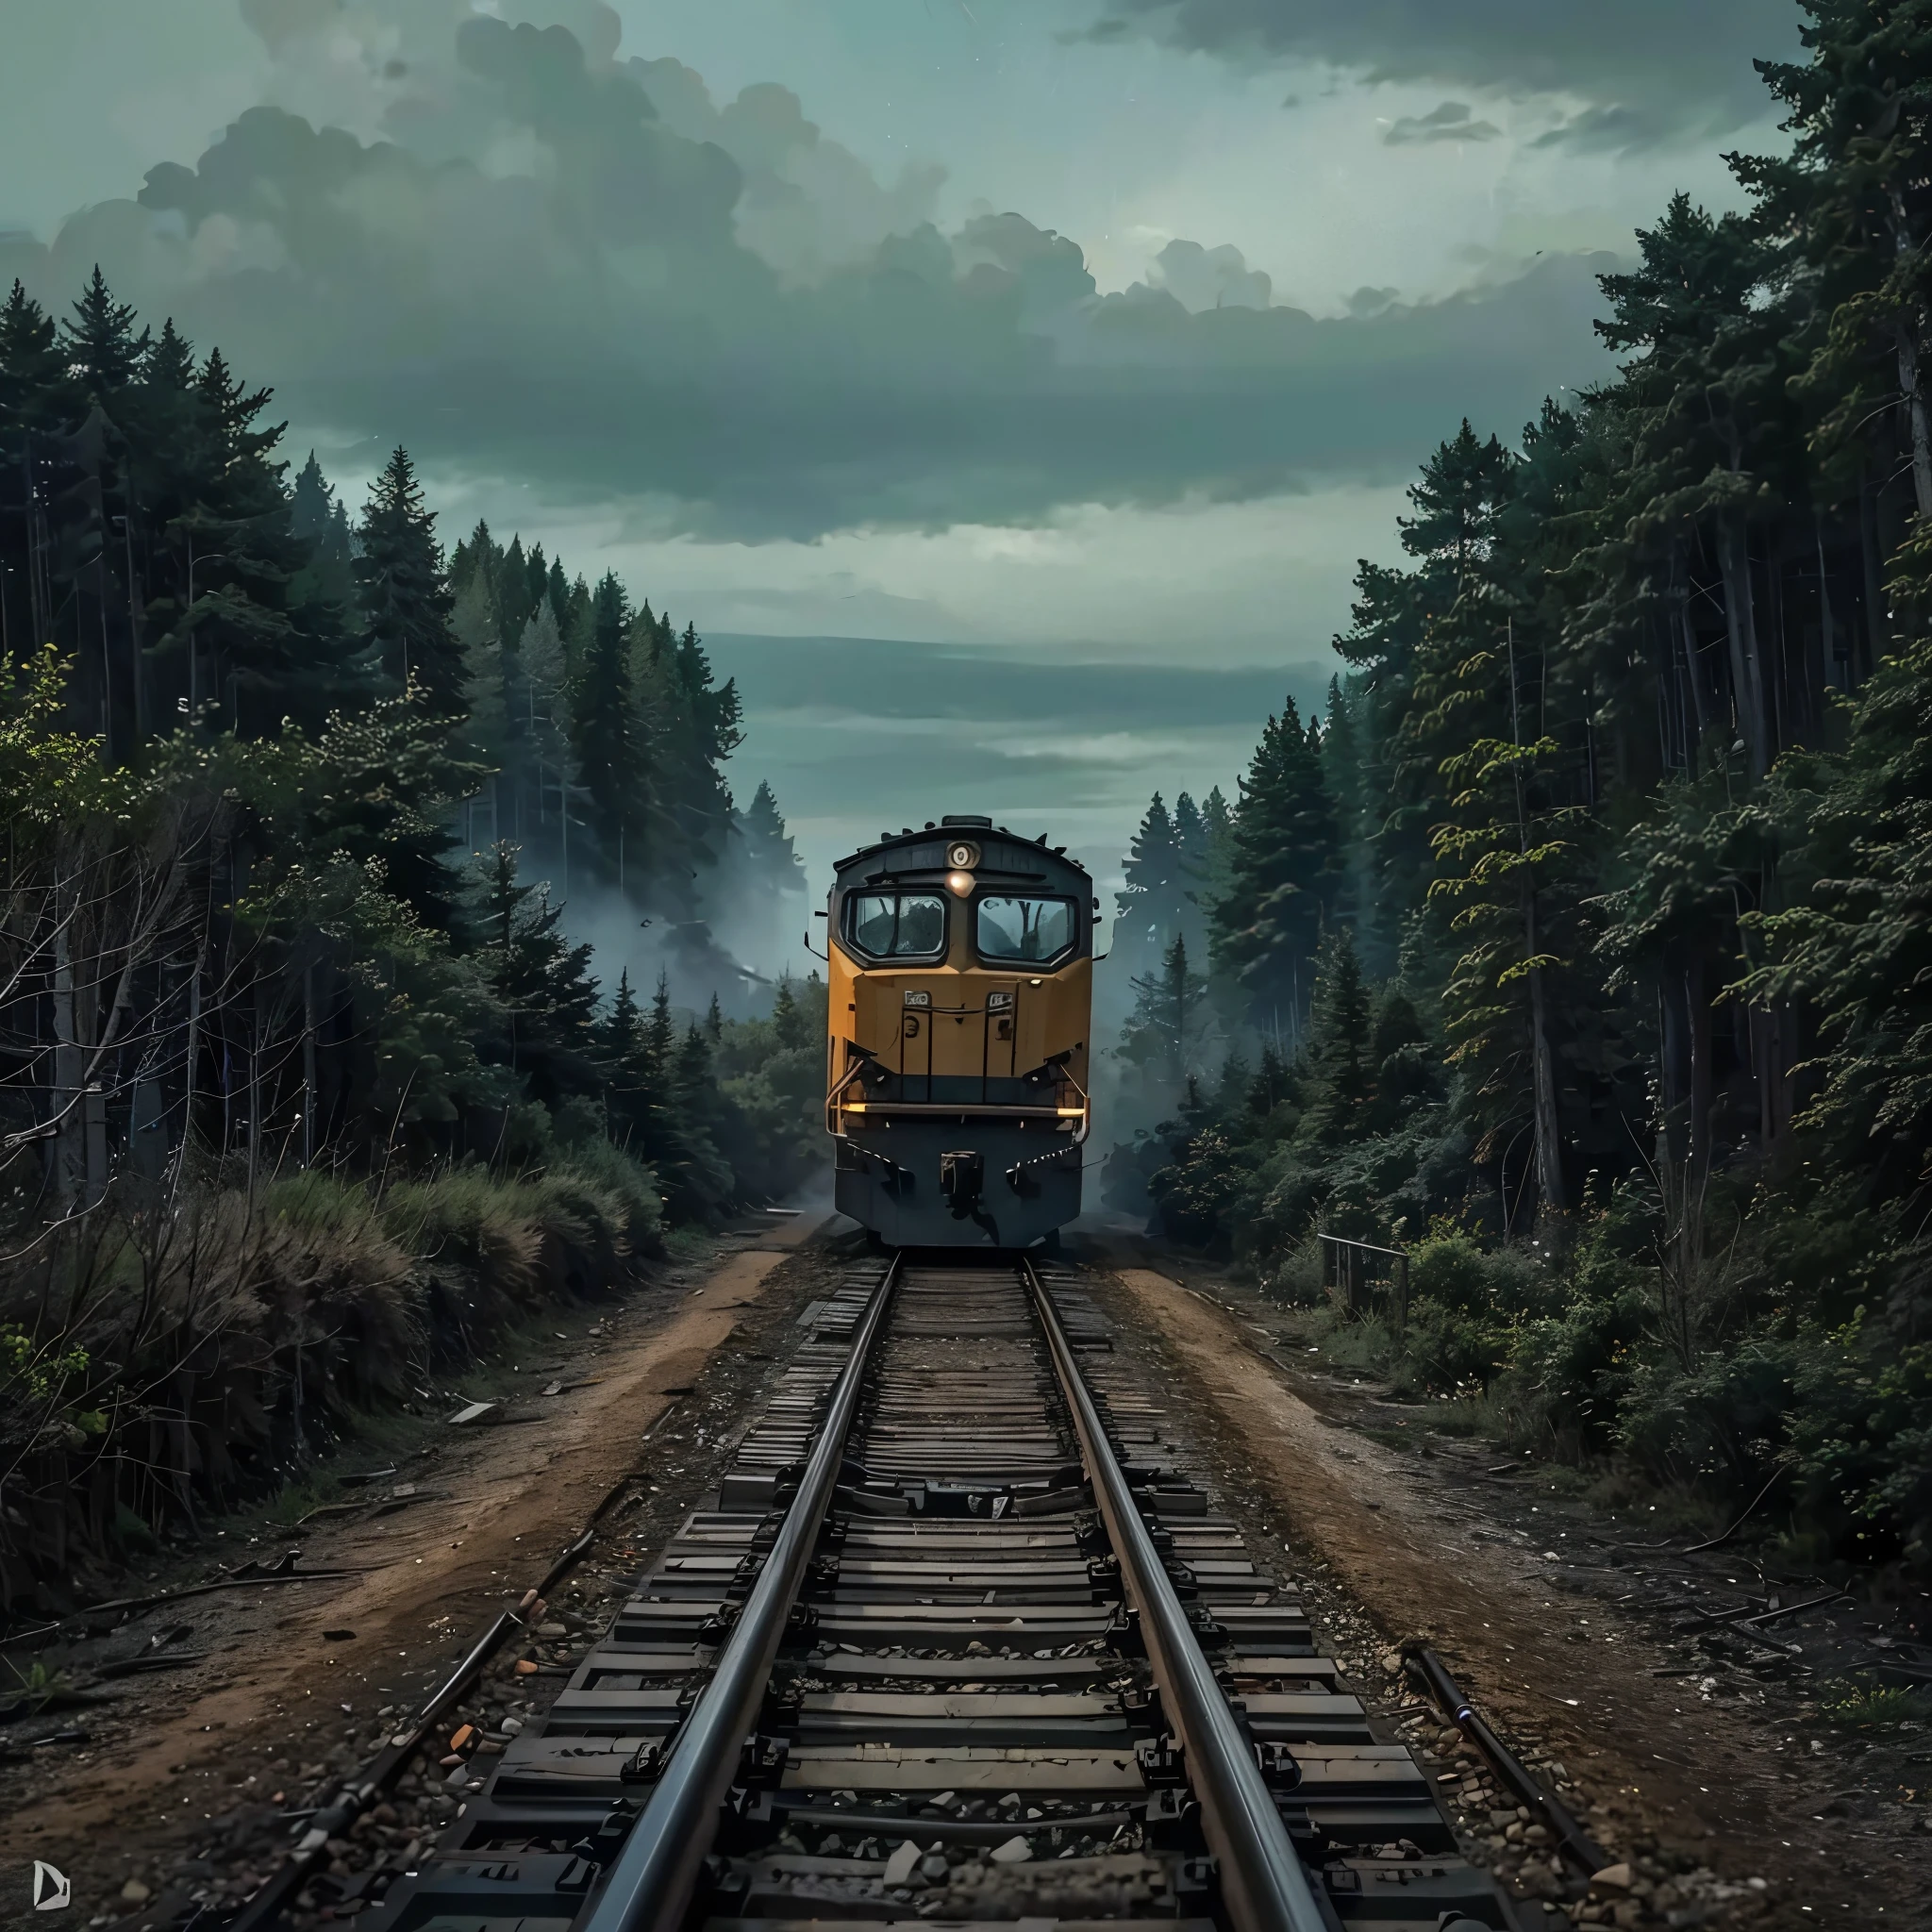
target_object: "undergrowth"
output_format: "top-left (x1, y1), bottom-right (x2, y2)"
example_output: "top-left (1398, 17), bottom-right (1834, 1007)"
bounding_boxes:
top-left (0, 1149), bottom-right (670, 1614)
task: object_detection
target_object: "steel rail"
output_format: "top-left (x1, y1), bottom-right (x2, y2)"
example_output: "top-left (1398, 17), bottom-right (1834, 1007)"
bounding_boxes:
top-left (1021, 1257), bottom-right (1331, 1932)
top-left (226, 1405), bottom-right (690, 1932)
top-left (579, 1252), bottom-right (902, 1932)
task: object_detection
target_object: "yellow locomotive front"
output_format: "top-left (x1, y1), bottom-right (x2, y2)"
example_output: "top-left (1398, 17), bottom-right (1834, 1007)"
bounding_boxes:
top-left (824, 815), bottom-right (1092, 1248)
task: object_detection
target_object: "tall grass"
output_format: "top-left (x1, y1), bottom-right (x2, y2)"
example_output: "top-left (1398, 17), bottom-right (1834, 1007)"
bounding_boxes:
top-left (0, 1146), bottom-right (665, 1612)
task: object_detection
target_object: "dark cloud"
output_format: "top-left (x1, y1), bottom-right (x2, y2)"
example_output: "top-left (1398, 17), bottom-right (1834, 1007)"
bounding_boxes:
top-left (1, 9), bottom-right (1615, 539)
top-left (1530, 102), bottom-right (1687, 158)
top-left (1078, 0), bottom-right (1797, 144)
top-left (1383, 101), bottom-right (1501, 147)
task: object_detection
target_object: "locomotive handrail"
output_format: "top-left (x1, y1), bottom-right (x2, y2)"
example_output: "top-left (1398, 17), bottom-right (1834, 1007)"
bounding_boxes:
top-left (1022, 1258), bottom-right (1327, 1932)
top-left (578, 1254), bottom-right (901, 1932)
top-left (1057, 1062), bottom-right (1093, 1143)
top-left (824, 1054), bottom-right (871, 1135)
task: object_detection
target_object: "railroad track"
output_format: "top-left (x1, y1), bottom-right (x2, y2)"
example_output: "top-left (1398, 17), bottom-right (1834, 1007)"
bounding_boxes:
top-left (308, 1254), bottom-right (1527, 1932)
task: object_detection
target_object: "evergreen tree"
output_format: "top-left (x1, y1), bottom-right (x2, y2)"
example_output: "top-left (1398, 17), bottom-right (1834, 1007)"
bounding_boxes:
top-left (571, 571), bottom-right (639, 872)
top-left (357, 446), bottom-right (461, 708)
top-left (470, 842), bottom-right (601, 1108)
top-left (1113, 792), bottom-right (1180, 988)
top-left (0, 281), bottom-right (61, 433)
top-left (1124, 931), bottom-right (1208, 1090)
top-left (289, 452), bottom-right (356, 614)
top-left (496, 533), bottom-right (535, 646)
top-left (517, 601), bottom-right (575, 850)
top-left (1297, 926), bottom-right (1374, 1148)
top-left (600, 966), bottom-right (671, 1161)
top-left (453, 570), bottom-right (508, 852)
top-left (1740, 1), bottom-right (1932, 519)
top-left (1211, 698), bottom-right (1340, 1040)
top-left (144, 317), bottom-right (196, 393)
top-left (741, 779), bottom-right (806, 890)
top-left (59, 265), bottom-right (148, 399)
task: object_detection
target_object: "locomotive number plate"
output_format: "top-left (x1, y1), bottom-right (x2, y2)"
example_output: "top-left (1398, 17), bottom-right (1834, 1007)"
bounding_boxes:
top-left (987, 991), bottom-right (1014, 1009)
top-left (903, 990), bottom-right (931, 1007)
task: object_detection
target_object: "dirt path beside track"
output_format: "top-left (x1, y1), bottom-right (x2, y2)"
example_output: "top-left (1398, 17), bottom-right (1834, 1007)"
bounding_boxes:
top-left (1094, 1258), bottom-right (1929, 1928)
top-left (0, 1216), bottom-right (831, 1927)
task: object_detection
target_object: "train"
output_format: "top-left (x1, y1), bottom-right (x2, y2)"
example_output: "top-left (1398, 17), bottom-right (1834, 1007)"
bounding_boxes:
top-left (824, 815), bottom-right (1093, 1248)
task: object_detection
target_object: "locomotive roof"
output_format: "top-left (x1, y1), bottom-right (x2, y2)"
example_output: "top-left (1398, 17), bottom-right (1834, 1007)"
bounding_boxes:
top-left (834, 817), bottom-right (1091, 888)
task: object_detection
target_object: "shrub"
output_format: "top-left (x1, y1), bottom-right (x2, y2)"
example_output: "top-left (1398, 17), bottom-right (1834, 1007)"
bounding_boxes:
top-left (1616, 1337), bottom-right (1807, 1503)
top-left (558, 1141), bottom-right (664, 1256)
top-left (1407, 1233), bottom-right (1553, 1319)
top-left (1395, 1295), bottom-right (1511, 1394)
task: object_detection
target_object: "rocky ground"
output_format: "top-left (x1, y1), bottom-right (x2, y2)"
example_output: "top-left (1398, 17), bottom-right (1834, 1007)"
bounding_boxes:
top-left (1083, 1241), bottom-right (1931, 1930)
top-left (0, 1214), bottom-right (841, 1931)
top-left (5, 1224), bottom-right (1924, 1932)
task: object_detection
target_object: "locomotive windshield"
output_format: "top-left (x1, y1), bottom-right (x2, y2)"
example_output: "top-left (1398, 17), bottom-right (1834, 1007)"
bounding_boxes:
top-left (975, 895), bottom-right (1075, 962)
top-left (847, 891), bottom-right (946, 958)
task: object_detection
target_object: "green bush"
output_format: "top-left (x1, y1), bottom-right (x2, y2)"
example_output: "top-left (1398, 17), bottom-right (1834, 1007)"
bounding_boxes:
top-left (1395, 1295), bottom-right (1511, 1394)
top-left (1509, 1282), bottom-right (1651, 1453)
top-left (1616, 1337), bottom-right (1807, 1502)
top-left (1407, 1233), bottom-right (1553, 1319)
top-left (558, 1141), bottom-right (665, 1256)
top-left (1269, 1238), bottom-right (1327, 1307)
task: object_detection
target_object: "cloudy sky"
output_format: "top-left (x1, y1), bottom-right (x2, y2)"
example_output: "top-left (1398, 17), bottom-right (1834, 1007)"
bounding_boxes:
top-left (0, 0), bottom-right (1800, 893)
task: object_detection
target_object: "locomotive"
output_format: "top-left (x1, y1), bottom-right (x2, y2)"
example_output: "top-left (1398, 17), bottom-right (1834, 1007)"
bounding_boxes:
top-left (824, 815), bottom-right (1093, 1248)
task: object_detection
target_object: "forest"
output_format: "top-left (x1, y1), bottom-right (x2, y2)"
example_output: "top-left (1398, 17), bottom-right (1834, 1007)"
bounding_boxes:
top-left (0, 272), bottom-right (821, 1610)
top-left (1105, 5), bottom-right (1932, 1585)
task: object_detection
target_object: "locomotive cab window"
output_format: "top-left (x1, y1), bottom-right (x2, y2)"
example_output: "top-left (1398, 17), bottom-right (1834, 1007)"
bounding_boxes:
top-left (846, 891), bottom-right (946, 958)
top-left (975, 894), bottom-right (1076, 963)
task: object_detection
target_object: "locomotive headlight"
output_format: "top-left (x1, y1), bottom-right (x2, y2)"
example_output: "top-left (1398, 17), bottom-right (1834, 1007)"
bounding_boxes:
top-left (946, 870), bottom-right (974, 897)
top-left (946, 840), bottom-right (980, 869)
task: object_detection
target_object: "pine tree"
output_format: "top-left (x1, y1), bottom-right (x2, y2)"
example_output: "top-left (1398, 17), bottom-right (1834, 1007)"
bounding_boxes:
top-left (470, 841), bottom-right (601, 1107)
top-left (1398, 419), bottom-right (1514, 584)
top-left (145, 317), bottom-right (196, 392)
top-left (741, 780), bottom-right (806, 889)
top-left (0, 281), bottom-right (61, 433)
top-left (1124, 931), bottom-right (1208, 1089)
top-left (1114, 793), bottom-right (1180, 987)
top-left (518, 600), bottom-right (574, 844)
top-left (1297, 926), bottom-right (1374, 1148)
top-left (646, 971), bottom-right (677, 1091)
top-left (570, 571), bottom-right (638, 871)
top-left (599, 966), bottom-right (672, 1159)
top-left (59, 265), bottom-right (148, 398)
top-left (450, 519), bottom-right (501, 607)
top-left (1589, 194), bottom-right (1791, 777)
top-left (1211, 698), bottom-right (1340, 1040)
top-left (289, 452), bottom-right (356, 613)
top-left (453, 570), bottom-right (508, 851)
top-left (1740, 2), bottom-right (1932, 519)
top-left (357, 446), bottom-right (461, 708)
top-left (1426, 642), bottom-right (1589, 1215)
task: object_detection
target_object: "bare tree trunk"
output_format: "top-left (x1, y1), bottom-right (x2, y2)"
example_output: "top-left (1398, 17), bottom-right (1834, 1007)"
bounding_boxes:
top-left (1718, 515), bottom-right (1770, 777)
top-left (1815, 510), bottom-right (1838, 713)
top-left (303, 960), bottom-right (317, 1170)
top-left (1899, 320), bottom-right (1932, 519)
top-left (51, 915), bottom-right (83, 1209)
top-left (1658, 945), bottom-right (1691, 1167)
top-left (1687, 953), bottom-right (1712, 1186)
top-left (1528, 964), bottom-right (1566, 1214)
top-left (175, 953), bottom-right (200, 1201)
